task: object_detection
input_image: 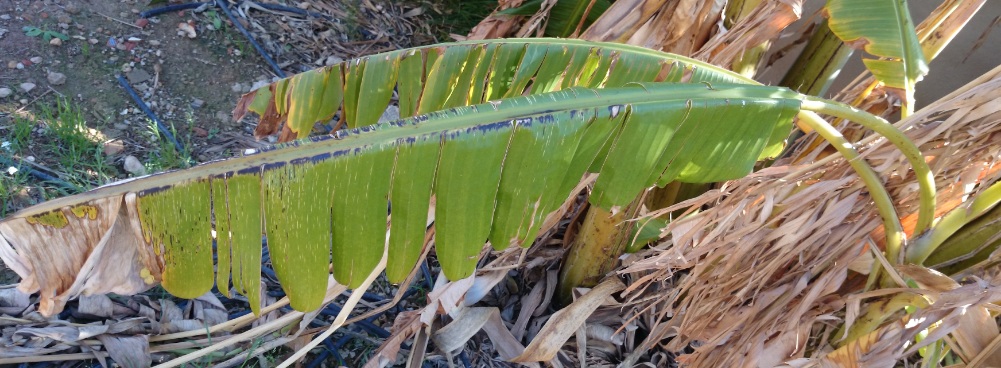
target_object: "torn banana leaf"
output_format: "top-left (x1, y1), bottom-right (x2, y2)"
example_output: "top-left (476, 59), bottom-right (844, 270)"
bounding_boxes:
top-left (233, 38), bottom-right (756, 143)
top-left (0, 83), bottom-right (801, 315)
top-left (825, 0), bottom-right (928, 100)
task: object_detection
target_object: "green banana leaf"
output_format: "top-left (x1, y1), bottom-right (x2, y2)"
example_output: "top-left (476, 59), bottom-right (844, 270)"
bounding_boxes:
top-left (234, 38), bottom-right (755, 142)
top-left (0, 40), bottom-right (804, 316)
top-left (825, 0), bottom-right (928, 92)
top-left (496, 0), bottom-right (612, 37)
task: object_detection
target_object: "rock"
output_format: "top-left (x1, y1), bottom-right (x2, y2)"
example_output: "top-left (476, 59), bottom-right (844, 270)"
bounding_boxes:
top-left (123, 155), bottom-right (146, 175)
top-left (29, 56), bottom-right (42, 64)
top-left (7, 60), bottom-right (16, 69)
top-left (88, 38), bottom-right (98, 44)
top-left (177, 22), bottom-right (196, 38)
top-left (19, 83), bottom-right (35, 92)
top-left (126, 68), bottom-right (151, 84)
top-left (113, 122), bottom-right (129, 130)
top-left (250, 80), bottom-right (270, 91)
top-left (47, 71), bottom-right (66, 85)
top-left (103, 139), bottom-right (125, 156)
top-left (192, 126), bottom-right (208, 137)
top-left (21, 59), bottom-right (32, 67)
top-left (64, 3), bottom-right (79, 14)
top-left (15, 62), bottom-right (24, 69)
top-left (190, 98), bottom-right (204, 109)
top-left (231, 82), bottom-right (243, 93)
top-left (135, 18), bottom-right (149, 28)
top-left (148, 40), bottom-right (160, 46)
top-left (0, 88), bottom-right (11, 98)
top-left (324, 55), bottom-right (343, 66)
top-left (56, 14), bottom-right (71, 24)
top-left (19, 99), bottom-right (28, 104)
top-left (49, 38), bottom-right (62, 46)
top-left (376, 105), bottom-right (400, 124)
top-left (0, 15), bottom-right (10, 20)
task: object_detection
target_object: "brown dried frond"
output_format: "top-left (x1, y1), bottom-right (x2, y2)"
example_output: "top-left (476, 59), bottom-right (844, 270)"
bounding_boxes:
top-left (619, 66), bottom-right (1001, 367)
top-left (693, 0), bottom-right (804, 66)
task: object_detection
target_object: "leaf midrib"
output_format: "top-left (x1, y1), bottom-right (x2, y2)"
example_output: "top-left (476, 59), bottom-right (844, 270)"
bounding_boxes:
top-left (9, 83), bottom-right (798, 217)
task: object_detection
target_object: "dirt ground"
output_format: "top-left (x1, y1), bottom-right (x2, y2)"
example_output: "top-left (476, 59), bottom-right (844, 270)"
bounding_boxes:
top-left (1, 0), bottom-right (276, 164)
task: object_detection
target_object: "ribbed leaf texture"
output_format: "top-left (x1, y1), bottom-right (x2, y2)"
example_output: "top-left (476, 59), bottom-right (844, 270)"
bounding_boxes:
top-left (0, 40), bottom-right (801, 315)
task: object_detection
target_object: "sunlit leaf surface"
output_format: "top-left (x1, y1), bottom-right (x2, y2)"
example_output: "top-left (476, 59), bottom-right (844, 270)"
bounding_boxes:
top-left (0, 39), bottom-right (802, 314)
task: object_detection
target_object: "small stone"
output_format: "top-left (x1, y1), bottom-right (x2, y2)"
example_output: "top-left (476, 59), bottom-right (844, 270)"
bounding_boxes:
top-left (25, 156), bottom-right (35, 162)
top-left (0, 88), bottom-right (11, 98)
top-left (324, 56), bottom-right (343, 66)
top-left (56, 14), bottom-right (71, 24)
top-left (49, 38), bottom-right (62, 46)
top-left (190, 98), bottom-right (204, 109)
top-left (135, 18), bottom-right (149, 28)
top-left (113, 122), bottom-right (129, 130)
top-left (123, 155), bottom-right (146, 175)
top-left (64, 3), bottom-right (79, 14)
top-left (250, 80), bottom-right (269, 91)
top-left (0, 14), bottom-right (10, 20)
top-left (88, 38), bottom-right (98, 44)
top-left (148, 40), bottom-right (160, 46)
top-left (7, 60), bottom-right (16, 69)
top-left (47, 71), bottom-right (66, 85)
top-left (19, 99), bottom-right (28, 104)
top-left (215, 111), bottom-right (229, 122)
top-left (192, 126), bottom-right (208, 137)
top-left (177, 22), bottom-right (196, 38)
top-left (21, 59), bottom-right (32, 67)
top-left (125, 68), bottom-right (151, 84)
top-left (16, 62), bottom-right (24, 69)
top-left (102, 139), bottom-right (125, 156)
top-left (19, 83), bottom-right (35, 92)
top-left (57, 23), bottom-right (69, 30)
top-left (376, 105), bottom-right (400, 124)
top-left (231, 82), bottom-right (243, 93)
top-left (29, 56), bottom-right (42, 64)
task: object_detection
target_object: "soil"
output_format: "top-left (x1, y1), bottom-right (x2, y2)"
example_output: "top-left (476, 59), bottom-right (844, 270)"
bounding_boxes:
top-left (1, 0), bottom-right (279, 168)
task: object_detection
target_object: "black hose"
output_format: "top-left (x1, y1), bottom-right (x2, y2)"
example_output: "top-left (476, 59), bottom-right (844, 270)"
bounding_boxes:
top-left (252, 2), bottom-right (333, 21)
top-left (0, 155), bottom-right (81, 191)
top-left (214, 0), bottom-right (287, 78)
top-left (114, 74), bottom-right (186, 154)
top-left (139, 2), bottom-right (207, 18)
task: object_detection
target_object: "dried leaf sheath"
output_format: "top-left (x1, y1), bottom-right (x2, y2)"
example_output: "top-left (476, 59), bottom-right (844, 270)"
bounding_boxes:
top-left (1, 83), bottom-right (800, 315)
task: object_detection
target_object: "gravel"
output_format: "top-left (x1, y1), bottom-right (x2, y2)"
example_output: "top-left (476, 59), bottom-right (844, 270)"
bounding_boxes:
top-left (47, 72), bottom-right (67, 86)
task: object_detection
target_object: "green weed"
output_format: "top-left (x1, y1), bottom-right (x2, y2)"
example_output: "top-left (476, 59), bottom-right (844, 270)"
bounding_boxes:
top-left (0, 166), bottom-right (30, 218)
top-left (22, 26), bottom-right (69, 43)
top-left (142, 112), bottom-right (193, 173)
top-left (36, 99), bottom-right (114, 189)
top-left (9, 116), bottom-right (33, 152)
top-left (206, 10), bottom-right (224, 31)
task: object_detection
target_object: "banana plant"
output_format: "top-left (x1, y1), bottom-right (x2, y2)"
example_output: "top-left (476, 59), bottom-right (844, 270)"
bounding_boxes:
top-left (0, 39), bottom-right (931, 318)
